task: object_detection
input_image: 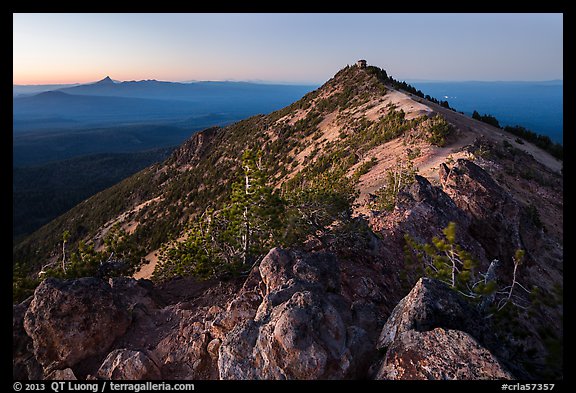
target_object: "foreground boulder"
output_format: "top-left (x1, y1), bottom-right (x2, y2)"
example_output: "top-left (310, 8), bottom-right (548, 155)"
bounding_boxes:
top-left (110, 276), bottom-right (246, 380)
top-left (218, 248), bottom-right (373, 379)
top-left (376, 328), bottom-right (513, 380)
top-left (23, 278), bottom-right (131, 374)
top-left (376, 277), bottom-right (482, 349)
top-left (374, 277), bottom-right (513, 380)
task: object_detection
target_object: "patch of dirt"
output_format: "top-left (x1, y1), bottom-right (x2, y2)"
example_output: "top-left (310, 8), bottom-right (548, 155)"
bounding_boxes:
top-left (361, 99), bottom-right (392, 121)
top-left (133, 248), bottom-right (160, 280)
top-left (380, 90), bottom-right (433, 120)
top-left (275, 108), bottom-right (310, 128)
top-left (123, 220), bottom-right (139, 236)
top-left (94, 196), bottom-right (163, 252)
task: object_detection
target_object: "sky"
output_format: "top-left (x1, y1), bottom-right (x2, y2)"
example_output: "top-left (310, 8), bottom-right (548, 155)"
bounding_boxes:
top-left (13, 13), bottom-right (563, 85)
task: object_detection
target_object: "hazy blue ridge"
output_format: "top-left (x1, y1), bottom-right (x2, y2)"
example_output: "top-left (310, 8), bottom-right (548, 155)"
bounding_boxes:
top-left (13, 80), bottom-right (318, 131)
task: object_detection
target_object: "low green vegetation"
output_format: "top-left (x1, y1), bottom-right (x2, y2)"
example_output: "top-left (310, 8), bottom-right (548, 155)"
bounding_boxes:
top-left (12, 262), bottom-right (40, 303)
top-left (352, 157), bottom-right (378, 182)
top-left (406, 147), bottom-right (421, 160)
top-left (153, 148), bottom-right (361, 282)
top-left (344, 110), bottom-right (425, 156)
top-left (472, 110), bottom-right (500, 128)
top-left (13, 224), bottom-right (142, 302)
top-left (421, 114), bottom-right (455, 147)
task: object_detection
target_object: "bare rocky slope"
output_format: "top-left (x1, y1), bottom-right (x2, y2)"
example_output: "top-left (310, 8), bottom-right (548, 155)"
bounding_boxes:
top-left (13, 62), bottom-right (563, 380)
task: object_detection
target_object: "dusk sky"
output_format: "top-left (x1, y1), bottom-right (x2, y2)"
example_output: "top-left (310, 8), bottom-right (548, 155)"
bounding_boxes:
top-left (13, 13), bottom-right (563, 85)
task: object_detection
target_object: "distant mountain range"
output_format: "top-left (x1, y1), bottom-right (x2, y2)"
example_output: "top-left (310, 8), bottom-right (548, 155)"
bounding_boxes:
top-left (57, 76), bottom-right (316, 101)
top-left (13, 77), bottom-right (318, 130)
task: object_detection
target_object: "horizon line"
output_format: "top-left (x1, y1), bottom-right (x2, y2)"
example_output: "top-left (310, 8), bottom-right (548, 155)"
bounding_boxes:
top-left (12, 77), bottom-right (323, 87)
top-left (14, 76), bottom-right (563, 87)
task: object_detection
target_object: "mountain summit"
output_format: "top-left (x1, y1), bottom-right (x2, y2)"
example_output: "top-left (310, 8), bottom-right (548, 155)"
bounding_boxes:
top-left (95, 76), bottom-right (115, 84)
top-left (13, 62), bottom-right (563, 380)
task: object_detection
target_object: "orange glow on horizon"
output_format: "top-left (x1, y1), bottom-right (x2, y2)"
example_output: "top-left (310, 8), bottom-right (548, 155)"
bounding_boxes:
top-left (14, 77), bottom-right (97, 85)
top-left (13, 72), bottom-right (199, 85)
top-left (13, 69), bottom-right (107, 85)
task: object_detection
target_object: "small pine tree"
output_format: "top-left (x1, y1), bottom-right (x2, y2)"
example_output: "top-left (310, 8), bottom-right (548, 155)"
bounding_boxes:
top-left (13, 262), bottom-right (40, 303)
top-left (281, 171), bottom-right (358, 248)
top-left (424, 115), bottom-right (455, 147)
top-left (404, 222), bottom-right (531, 311)
top-left (153, 214), bottom-right (217, 281)
top-left (154, 149), bottom-right (284, 281)
top-left (372, 158), bottom-right (417, 211)
top-left (404, 222), bottom-right (478, 291)
top-left (221, 149), bottom-right (284, 266)
top-left (497, 249), bottom-right (527, 311)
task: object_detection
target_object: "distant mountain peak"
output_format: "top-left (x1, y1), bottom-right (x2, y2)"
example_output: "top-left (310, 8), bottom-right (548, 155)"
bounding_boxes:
top-left (95, 76), bottom-right (115, 85)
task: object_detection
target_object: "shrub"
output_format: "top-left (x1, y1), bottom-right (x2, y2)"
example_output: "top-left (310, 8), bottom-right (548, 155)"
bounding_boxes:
top-left (352, 157), bottom-right (378, 182)
top-left (472, 110), bottom-right (500, 128)
top-left (422, 115), bottom-right (455, 147)
top-left (371, 159), bottom-right (417, 212)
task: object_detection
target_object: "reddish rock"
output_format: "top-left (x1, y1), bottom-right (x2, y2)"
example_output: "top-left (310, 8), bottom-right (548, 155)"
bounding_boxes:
top-left (368, 174), bottom-right (488, 288)
top-left (207, 339), bottom-right (221, 360)
top-left (210, 290), bottom-right (262, 340)
top-left (23, 278), bottom-right (131, 373)
top-left (97, 349), bottom-right (161, 380)
top-left (376, 328), bottom-right (513, 380)
top-left (377, 277), bottom-right (481, 350)
top-left (375, 277), bottom-right (517, 380)
top-left (218, 248), bottom-right (373, 380)
top-left (439, 159), bottom-right (521, 263)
